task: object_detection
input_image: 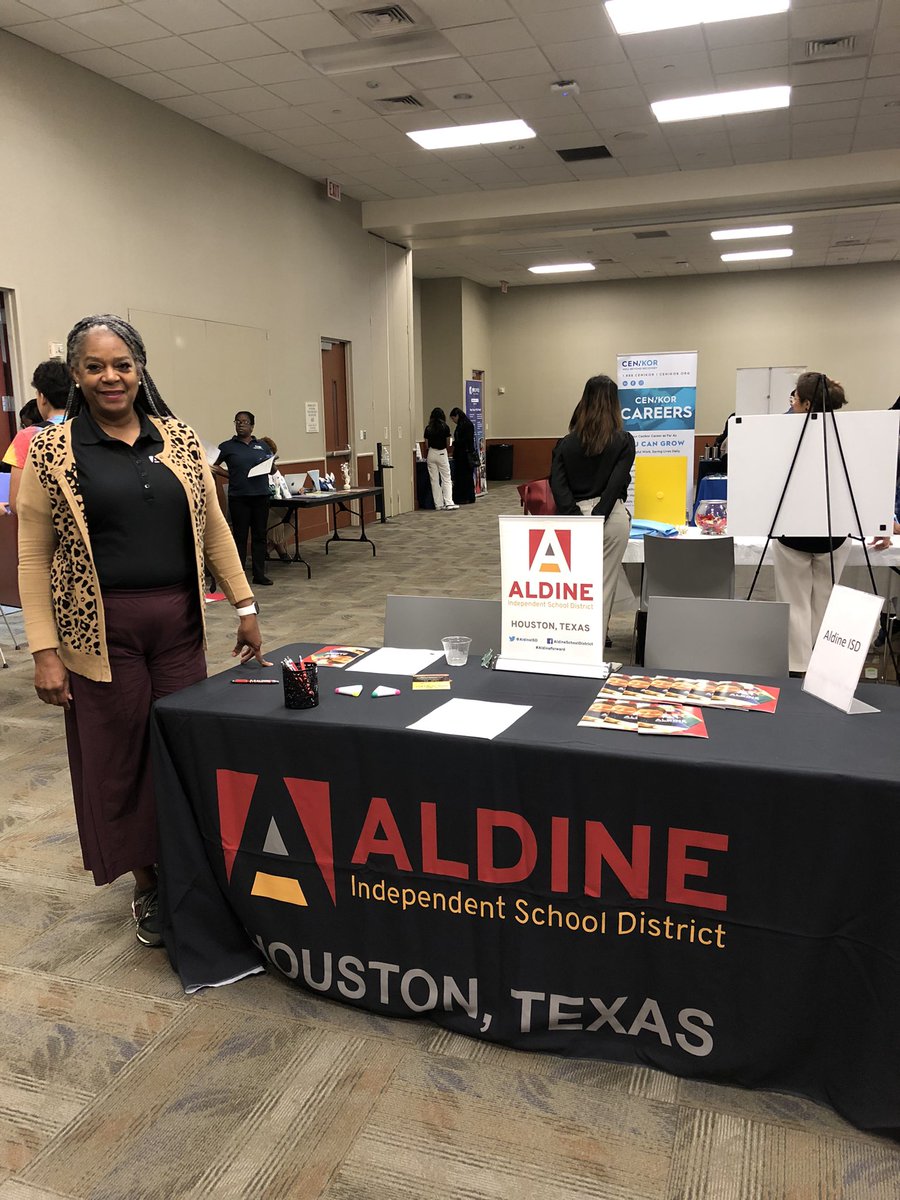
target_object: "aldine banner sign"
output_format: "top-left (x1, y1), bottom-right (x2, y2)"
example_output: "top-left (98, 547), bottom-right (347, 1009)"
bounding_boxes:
top-left (499, 515), bottom-right (605, 669)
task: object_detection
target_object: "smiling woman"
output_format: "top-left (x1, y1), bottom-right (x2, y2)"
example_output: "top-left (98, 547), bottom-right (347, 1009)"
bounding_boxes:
top-left (16, 314), bottom-right (272, 949)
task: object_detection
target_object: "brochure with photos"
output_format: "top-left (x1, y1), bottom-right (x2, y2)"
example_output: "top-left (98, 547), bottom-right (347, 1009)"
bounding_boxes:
top-left (602, 674), bottom-right (778, 714)
top-left (412, 674), bottom-right (452, 690)
top-left (579, 696), bottom-right (708, 738)
top-left (302, 645), bottom-right (371, 668)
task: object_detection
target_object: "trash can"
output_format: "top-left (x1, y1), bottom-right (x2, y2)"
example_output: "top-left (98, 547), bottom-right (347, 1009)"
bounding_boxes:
top-left (486, 442), bottom-right (513, 481)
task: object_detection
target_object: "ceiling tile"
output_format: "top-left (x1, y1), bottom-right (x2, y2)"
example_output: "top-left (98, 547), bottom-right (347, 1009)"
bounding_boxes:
top-left (211, 86), bottom-right (287, 113)
top-left (185, 25), bottom-right (286, 61)
top-left (419, 81), bottom-right (502, 108)
top-left (230, 52), bottom-right (313, 85)
top-left (789, 1), bottom-right (879, 40)
top-left (19, 0), bottom-right (115, 14)
top-left (299, 97), bottom-right (377, 124)
top-left (266, 76), bottom-right (347, 105)
top-left (542, 36), bottom-right (627, 71)
top-left (398, 59), bottom-right (480, 88)
top-left (520, 7), bottom-right (610, 44)
top-left (333, 67), bottom-right (416, 98)
top-left (468, 46), bottom-right (551, 80)
top-left (577, 85), bottom-right (650, 113)
top-left (701, 12), bottom-right (789, 48)
top-left (444, 18), bottom-right (535, 56)
top-left (118, 37), bottom-right (214, 71)
top-left (11, 19), bottom-right (97, 52)
top-left (61, 7), bottom-right (169, 45)
top-left (0, 0), bottom-right (46, 22)
top-left (443, 101), bottom-right (517, 124)
top-left (164, 62), bottom-right (251, 91)
top-left (128, 0), bottom-right (241, 36)
top-left (484, 71), bottom-right (555, 101)
top-left (873, 25), bottom-right (900, 53)
top-left (568, 61), bottom-right (638, 90)
top-left (224, 0), bottom-right (320, 16)
top-left (793, 79), bottom-right (865, 104)
top-left (327, 117), bottom-right (406, 141)
top-left (417, 0), bottom-right (516, 27)
top-left (513, 164), bottom-right (575, 182)
top-left (65, 44), bottom-right (147, 75)
top-left (248, 105), bottom-right (321, 131)
top-left (710, 41), bottom-right (789, 74)
top-left (868, 52), bottom-right (900, 76)
top-left (277, 124), bottom-right (343, 148)
top-left (621, 25), bottom-right (707, 60)
top-left (198, 112), bottom-right (259, 136)
top-left (257, 12), bottom-right (353, 53)
top-left (117, 70), bottom-right (191, 99)
top-left (789, 58), bottom-right (867, 85)
top-left (530, 112), bottom-right (595, 135)
top-left (229, 130), bottom-right (294, 153)
top-left (159, 93), bottom-right (228, 119)
top-left (791, 99), bottom-right (861, 121)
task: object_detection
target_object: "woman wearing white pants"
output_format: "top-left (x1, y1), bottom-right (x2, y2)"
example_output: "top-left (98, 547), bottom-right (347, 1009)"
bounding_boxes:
top-left (774, 373), bottom-right (850, 674)
top-left (424, 407), bottom-right (456, 510)
top-left (550, 375), bottom-right (636, 640)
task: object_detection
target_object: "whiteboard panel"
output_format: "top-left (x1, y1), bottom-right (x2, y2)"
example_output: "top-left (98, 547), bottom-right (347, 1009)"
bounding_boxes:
top-left (735, 366), bottom-right (805, 416)
top-left (728, 411), bottom-right (898, 537)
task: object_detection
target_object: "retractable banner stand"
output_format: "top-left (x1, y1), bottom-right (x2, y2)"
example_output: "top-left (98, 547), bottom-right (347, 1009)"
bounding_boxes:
top-left (465, 379), bottom-right (486, 496)
top-left (617, 352), bottom-right (697, 523)
top-left (497, 515), bottom-right (607, 676)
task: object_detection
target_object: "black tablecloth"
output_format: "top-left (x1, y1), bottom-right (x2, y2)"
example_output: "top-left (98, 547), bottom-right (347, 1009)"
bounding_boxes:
top-left (152, 647), bottom-right (900, 1136)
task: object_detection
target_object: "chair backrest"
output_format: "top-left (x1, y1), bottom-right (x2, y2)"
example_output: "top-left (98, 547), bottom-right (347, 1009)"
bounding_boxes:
top-left (642, 535), bottom-right (735, 607)
top-left (383, 595), bottom-right (502, 656)
top-left (644, 596), bottom-right (790, 677)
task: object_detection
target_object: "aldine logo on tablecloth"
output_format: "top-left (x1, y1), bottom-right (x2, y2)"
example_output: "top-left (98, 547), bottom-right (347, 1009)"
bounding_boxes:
top-left (216, 769), bottom-right (336, 907)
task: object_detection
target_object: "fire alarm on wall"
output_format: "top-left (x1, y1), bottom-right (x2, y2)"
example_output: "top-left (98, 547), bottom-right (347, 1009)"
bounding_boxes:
top-left (326, 178), bottom-right (341, 202)
top-left (500, 280), bottom-right (509, 293)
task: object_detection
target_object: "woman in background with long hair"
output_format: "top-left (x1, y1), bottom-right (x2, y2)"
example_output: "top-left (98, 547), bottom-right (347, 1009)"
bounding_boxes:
top-left (424, 406), bottom-right (456, 510)
top-left (550, 374), bottom-right (635, 641)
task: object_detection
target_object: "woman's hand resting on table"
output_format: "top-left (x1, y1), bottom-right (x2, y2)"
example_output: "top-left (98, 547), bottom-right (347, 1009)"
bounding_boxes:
top-left (233, 615), bottom-right (272, 666)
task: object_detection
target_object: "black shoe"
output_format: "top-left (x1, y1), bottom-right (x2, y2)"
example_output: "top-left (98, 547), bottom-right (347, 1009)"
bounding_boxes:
top-left (605, 635), bottom-right (612, 648)
top-left (278, 552), bottom-right (292, 563)
top-left (132, 887), bottom-right (163, 948)
top-left (253, 576), bottom-right (274, 586)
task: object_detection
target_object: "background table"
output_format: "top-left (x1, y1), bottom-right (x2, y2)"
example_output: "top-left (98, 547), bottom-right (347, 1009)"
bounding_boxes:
top-left (691, 474), bottom-right (728, 524)
top-left (269, 486), bottom-right (383, 577)
top-left (153, 646), bottom-right (900, 1137)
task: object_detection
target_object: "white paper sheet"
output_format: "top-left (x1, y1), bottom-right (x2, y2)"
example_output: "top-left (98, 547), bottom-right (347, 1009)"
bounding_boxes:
top-left (247, 455), bottom-right (275, 478)
top-left (205, 444), bottom-right (221, 466)
top-left (346, 647), bottom-right (445, 676)
top-left (407, 697), bottom-right (531, 740)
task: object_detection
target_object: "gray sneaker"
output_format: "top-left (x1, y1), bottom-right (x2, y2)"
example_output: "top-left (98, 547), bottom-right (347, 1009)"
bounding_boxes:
top-left (132, 887), bottom-right (163, 948)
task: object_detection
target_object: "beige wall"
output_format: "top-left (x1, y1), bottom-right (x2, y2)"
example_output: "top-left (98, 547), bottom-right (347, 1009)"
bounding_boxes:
top-left (460, 279), bottom-right (493, 428)
top-left (418, 278), bottom-right (463, 430)
top-left (485, 263), bottom-right (900, 438)
top-left (0, 30), bottom-right (413, 512)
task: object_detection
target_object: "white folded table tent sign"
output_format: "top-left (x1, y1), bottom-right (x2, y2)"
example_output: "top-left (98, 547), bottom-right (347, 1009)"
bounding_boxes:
top-left (497, 515), bottom-right (608, 678)
top-left (804, 585), bottom-right (884, 714)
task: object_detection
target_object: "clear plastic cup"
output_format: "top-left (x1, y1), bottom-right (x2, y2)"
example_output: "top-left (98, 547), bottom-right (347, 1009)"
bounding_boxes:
top-left (442, 636), bottom-right (472, 666)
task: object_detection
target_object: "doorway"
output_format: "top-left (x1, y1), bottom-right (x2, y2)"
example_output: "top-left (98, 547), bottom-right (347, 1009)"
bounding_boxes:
top-left (321, 339), bottom-right (351, 528)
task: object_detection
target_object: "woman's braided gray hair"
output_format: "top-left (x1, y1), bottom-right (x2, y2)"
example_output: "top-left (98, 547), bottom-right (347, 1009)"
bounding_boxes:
top-left (65, 314), bottom-right (174, 419)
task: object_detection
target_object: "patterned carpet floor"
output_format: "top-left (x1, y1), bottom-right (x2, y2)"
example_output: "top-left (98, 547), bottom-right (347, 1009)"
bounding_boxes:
top-left (0, 482), bottom-right (898, 1199)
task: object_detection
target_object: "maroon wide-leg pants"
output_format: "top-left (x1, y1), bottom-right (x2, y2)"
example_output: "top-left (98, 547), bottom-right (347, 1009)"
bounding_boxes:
top-left (64, 584), bottom-right (207, 885)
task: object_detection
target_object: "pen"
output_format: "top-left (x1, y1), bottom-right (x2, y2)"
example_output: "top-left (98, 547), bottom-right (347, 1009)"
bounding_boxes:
top-left (231, 678), bottom-right (279, 684)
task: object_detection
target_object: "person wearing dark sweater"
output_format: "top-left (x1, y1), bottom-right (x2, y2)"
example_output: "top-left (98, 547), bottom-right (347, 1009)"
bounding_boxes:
top-left (550, 374), bottom-right (635, 639)
top-left (774, 372), bottom-right (851, 673)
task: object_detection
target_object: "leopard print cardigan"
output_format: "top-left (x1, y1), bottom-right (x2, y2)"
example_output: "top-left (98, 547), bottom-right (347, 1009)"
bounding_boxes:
top-left (18, 415), bottom-right (249, 682)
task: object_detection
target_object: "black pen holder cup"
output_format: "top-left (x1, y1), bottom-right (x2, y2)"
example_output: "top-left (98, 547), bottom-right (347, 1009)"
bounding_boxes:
top-left (282, 662), bottom-right (319, 710)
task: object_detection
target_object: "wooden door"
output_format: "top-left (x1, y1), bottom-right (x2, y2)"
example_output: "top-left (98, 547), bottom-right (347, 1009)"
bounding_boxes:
top-left (321, 341), bottom-right (351, 528)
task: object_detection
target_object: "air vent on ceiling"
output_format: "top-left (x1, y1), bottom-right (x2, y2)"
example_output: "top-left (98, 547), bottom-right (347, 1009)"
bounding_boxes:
top-left (594, 258), bottom-right (617, 264)
top-left (804, 35), bottom-right (857, 58)
top-left (633, 230), bottom-right (670, 239)
top-left (556, 144), bottom-right (612, 163)
top-left (832, 238), bottom-right (863, 247)
top-left (369, 93), bottom-right (426, 111)
top-left (332, 2), bottom-right (430, 39)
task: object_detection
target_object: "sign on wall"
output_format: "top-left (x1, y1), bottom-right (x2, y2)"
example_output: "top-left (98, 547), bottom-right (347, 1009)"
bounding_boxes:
top-left (465, 379), bottom-right (486, 496)
top-left (499, 515), bottom-right (606, 671)
top-left (617, 351), bottom-right (697, 522)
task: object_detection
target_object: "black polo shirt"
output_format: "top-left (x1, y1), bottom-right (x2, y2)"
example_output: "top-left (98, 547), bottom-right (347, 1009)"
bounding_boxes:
top-left (72, 409), bottom-right (194, 589)
top-left (216, 435), bottom-right (271, 498)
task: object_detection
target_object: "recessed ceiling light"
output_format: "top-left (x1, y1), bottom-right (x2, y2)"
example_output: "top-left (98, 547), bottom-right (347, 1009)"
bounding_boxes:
top-left (711, 224), bottom-right (793, 240)
top-left (652, 85), bottom-right (790, 122)
top-left (721, 248), bottom-right (793, 261)
top-left (452, 92), bottom-right (473, 100)
top-left (605, 0), bottom-right (789, 36)
top-left (407, 119), bottom-right (536, 150)
top-left (614, 130), bottom-right (648, 141)
top-left (884, 100), bottom-right (900, 109)
top-left (366, 81), bottom-right (380, 89)
top-left (528, 263), bottom-right (596, 274)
